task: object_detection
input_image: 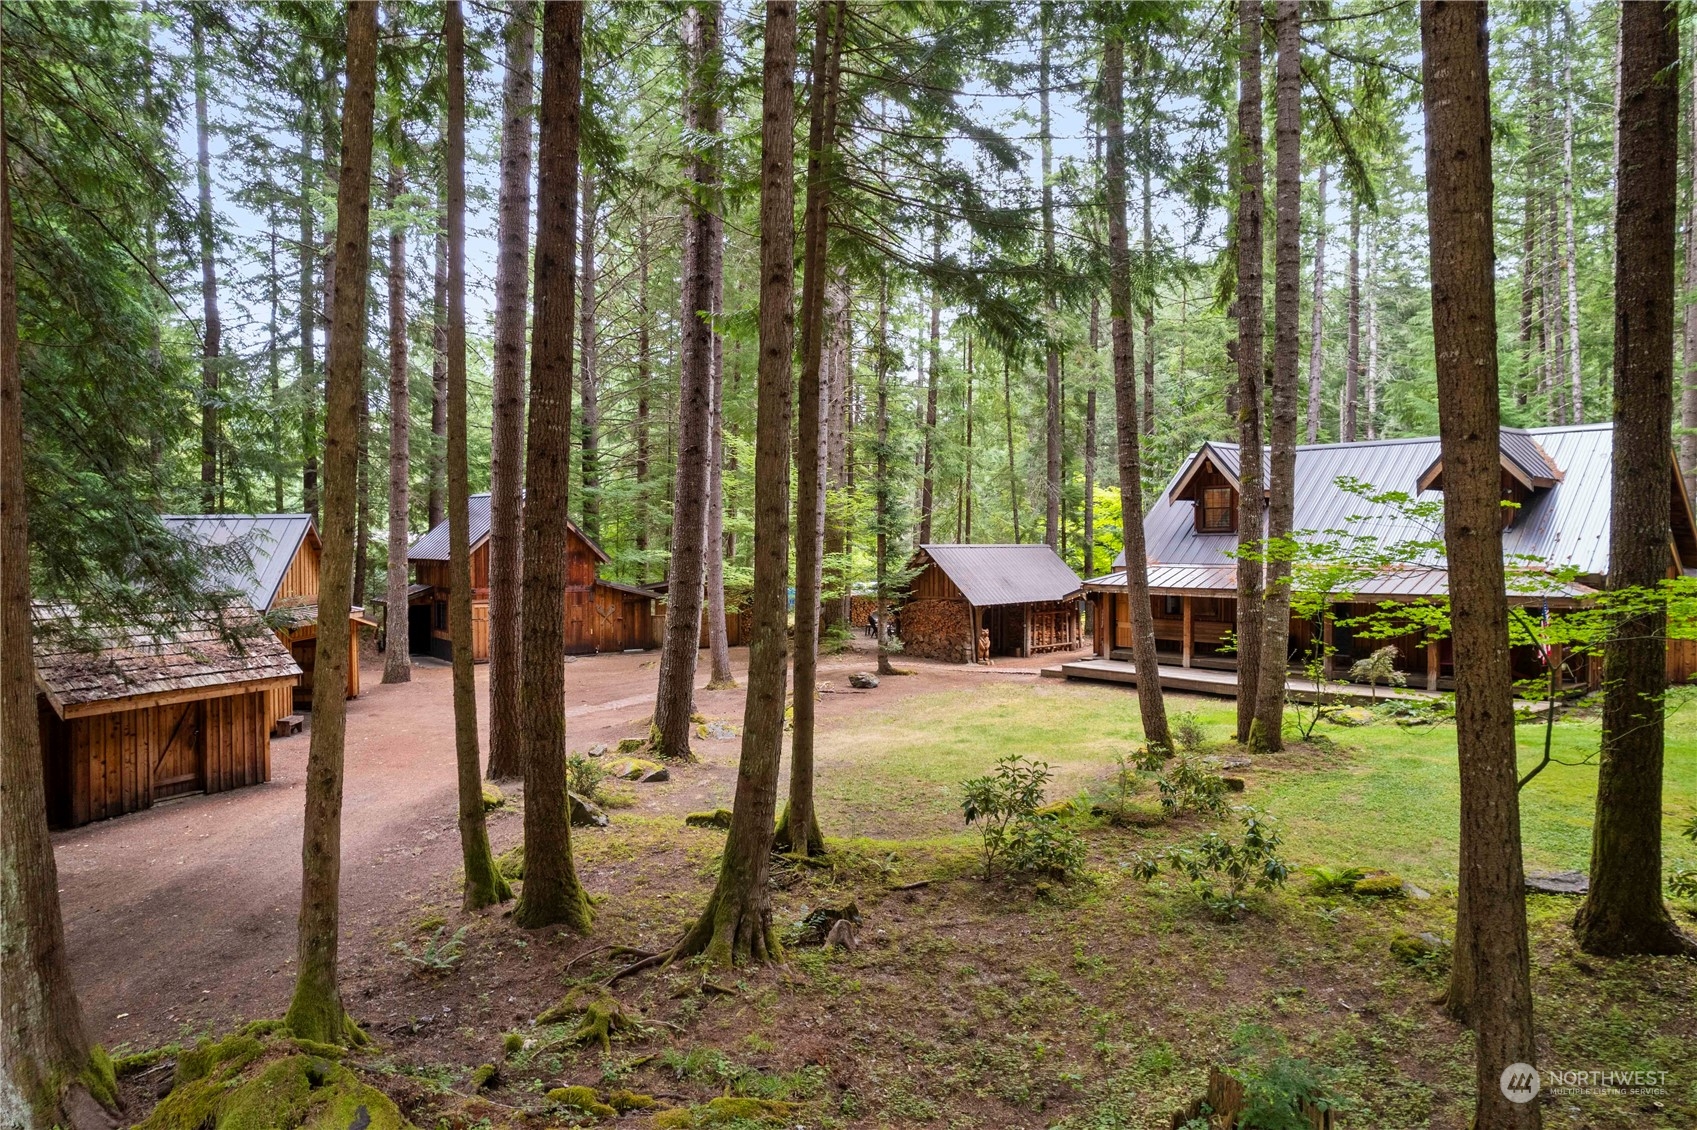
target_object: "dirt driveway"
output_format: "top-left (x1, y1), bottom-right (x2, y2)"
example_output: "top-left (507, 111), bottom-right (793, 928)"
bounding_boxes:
top-left (55, 639), bottom-right (1074, 1051)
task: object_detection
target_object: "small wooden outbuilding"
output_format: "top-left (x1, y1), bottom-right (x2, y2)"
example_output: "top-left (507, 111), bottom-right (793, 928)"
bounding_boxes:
top-left (409, 493), bottom-right (659, 660)
top-left (163, 514), bottom-right (373, 729)
top-left (901, 544), bottom-right (1084, 663)
top-left (35, 603), bottom-right (300, 828)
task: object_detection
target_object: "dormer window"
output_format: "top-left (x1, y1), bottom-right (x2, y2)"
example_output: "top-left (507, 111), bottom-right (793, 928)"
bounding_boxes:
top-left (1200, 487), bottom-right (1236, 532)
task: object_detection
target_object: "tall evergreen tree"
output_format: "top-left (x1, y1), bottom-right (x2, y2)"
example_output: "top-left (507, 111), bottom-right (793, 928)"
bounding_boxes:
top-left (1234, 0), bottom-right (1267, 747)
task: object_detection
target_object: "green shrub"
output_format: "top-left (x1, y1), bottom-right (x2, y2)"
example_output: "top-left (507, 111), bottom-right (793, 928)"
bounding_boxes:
top-left (567, 754), bottom-right (606, 799)
top-left (961, 754), bottom-right (1084, 883)
top-left (1156, 755), bottom-right (1230, 818)
top-left (391, 925), bottom-right (468, 975)
top-left (1669, 813), bottom-right (1697, 898)
top-left (1132, 808), bottom-right (1289, 920)
top-left (1231, 1055), bottom-right (1343, 1130)
top-left (1305, 865), bottom-right (1366, 895)
top-left (1171, 711), bottom-right (1206, 754)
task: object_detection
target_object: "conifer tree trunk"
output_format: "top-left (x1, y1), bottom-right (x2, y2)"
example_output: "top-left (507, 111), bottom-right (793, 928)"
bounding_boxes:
top-left (877, 279), bottom-right (898, 675)
top-left (269, 224), bottom-right (284, 511)
top-left (1304, 164), bottom-right (1326, 444)
top-left (1682, 17), bottom-right (1697, 499)
top-left (1421, 8), bottom-right (1544, 1123)
top-left (428, 222), bottom-right (448, 530)
top-left (822, 270), bottom-right (852, 626)
top-left (0, 76), bottom-right (115, 1130)
top-left (1234, 0), bottom-right (1266, 746)
top-left (441, 0), bottom-right (512, 913)
top-left (299, 110), bottom-right (319, 523)
top-left (1562, 4), bottom-right (1583, 425)
top-left (487, 0), bottom-right (534, 780)
top-left (705, 164), bottom-right (735, 688)
top-left (194, 10), bottom-right (221, 512)
top-left (1344, 199), bottom-right (1360, 442)
top-left (652, 1), bottom-right (722, 761)
top-left (1084, 301), bottom-right (1098, 574)
top-left (777, 0), bottom-right (842, 858)
top-left (382, 150), bottom-right (411, 685)
top-left (635, 224), bottom-right (652, 568)
top-left (918, 220), bottom-right (940, 545)
top-left (1141, 162), bottom-right (1155, 436)
top-left (512, 0), bottom-right (593, 933)
top-left (1251, 0), bottom-right (1301, 754)
top-left (285, 0), bottom-right (377, 1047)
top-left (354, 369), bottom-right (370, 606)
top-left (579, 161), bottom-right (601, 541)
top-left (671, 0), bottom-right (795, 965)
top-left (1041, 13), bottom-right (1061, 551)
top-left (1003, 354), bottom-right (1019, 543)
top-left (1574, 0), bottom-right (1696, 959)
top-left (1104, 19), bottom-right (1169, 753)
top-left (1365, 233), bottom-right (1378, 439)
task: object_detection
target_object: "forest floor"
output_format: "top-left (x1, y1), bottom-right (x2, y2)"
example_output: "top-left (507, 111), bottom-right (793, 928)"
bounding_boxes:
top-left (59, 638), bottom-right (1697, 1129)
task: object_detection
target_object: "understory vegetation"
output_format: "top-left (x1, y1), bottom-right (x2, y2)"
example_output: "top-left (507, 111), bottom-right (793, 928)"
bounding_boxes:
top-left (113, 682), bottom-right (1697, 1128)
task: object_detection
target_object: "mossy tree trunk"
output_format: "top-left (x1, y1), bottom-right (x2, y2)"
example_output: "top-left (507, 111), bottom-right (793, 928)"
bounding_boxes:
top-left (1233, 0), bottom-right (1266, 747)
top-left (0, 72), bottom-right (115, 1129)
top-left (1102, 16), bottom-right (1170, 754)
top-left (445, 0), bottom-right (512, 913)
top-left (1420, 7), bottom-right (1542, 1126)
top-left (705, 185), bottom-right (736, 691)
top-left (285, 0), bottom-right (377, 1048)
top-left (651, 0), bottom-right (724, 762)
top-left (672, 0), bottom-right (795, 967)
top-left (1574, 0), bottom-right (1695, 958)
top-left (512, 0), bottom-right (593, 934)
top-left (777, 0), bottom-right (843, 859)
top-left (486, 0), bottom-right (535, 782)
top-left (382, 49), bottom-right (411, 687)
top-left (1251, 0), bottom-right (1301, 754)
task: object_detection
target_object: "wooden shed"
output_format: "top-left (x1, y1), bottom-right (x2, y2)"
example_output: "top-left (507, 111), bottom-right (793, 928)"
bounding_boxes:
top-left (163, 514), bottom-right (373, 730)
top-left (410, 493), bottom-right (658, 660)
top-left (900, 544), bottom-right (1084, 663)
top-left (34, 603), bottom-right (300, 828)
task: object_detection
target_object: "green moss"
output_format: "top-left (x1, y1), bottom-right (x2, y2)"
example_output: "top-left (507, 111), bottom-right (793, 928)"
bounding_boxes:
top-left (1350, 872), bottom-right (1406, 897)
top-left (173, 1033), bottom-right (266, 1088)
top-left (692, 1097), bottom-right (803, 1125)
top-left (545, 1085), bottom-right (617, 1119)
top-left (468, 1063), bottom-right (498, 1090)
top-left (616, 736), bottom-right (648, 755)
top-left (654, 1110), bottom-right (696, 1129)
top-left (141, 1050), bottom-right (411, 1130)
top-left (536, 986), bottom-right (635, 1054)
top-left (501, 1031), bottom-right (524, 1057)
top-left (114, 1045), bottom-right (182, 1077)
top-left (686, 809), bottom-right (733, 830)
top-left (239, 1020), bottom-right (286, 1039)
top-left (496, 844), bottom-right (525, 880)
top-left (481, 782), bottom-right (506, 811)
top-left (605, 1088), bottom-right (660, 1112)
top-left (287, 1038), bottom-right (346, 1061)
top-left (81, 1045), bottom-right (118, 1110)
top-left (1034, 799), bottom-right (1076, 820)
top-left (607, 756), bottom-right (664, 780)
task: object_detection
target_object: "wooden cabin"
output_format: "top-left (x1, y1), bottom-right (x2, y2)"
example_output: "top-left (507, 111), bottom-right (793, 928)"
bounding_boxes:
top-left (1080, 423), bottom-right (1697, 692)
top-left (645, 580), bottom-right (754, 649)
top-left (409, 494), bottom-right (660, 660)
top-left (900, 544), bottom-right (1084, 663)
top-left (34, 602), bottom-right (300, 828)
top-left (163, 514), bottom-right (374, 730)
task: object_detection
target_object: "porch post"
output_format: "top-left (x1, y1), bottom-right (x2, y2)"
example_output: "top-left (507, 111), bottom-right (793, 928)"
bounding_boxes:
top-left (1022, 607), bottom-right (1031, 658)
top-left (1181, 595), bottom-right (1193, 669)
top-left (1426, 637), bottom-right (1441, 691)
top-left (1550, 640), bottom-right (1564, 687)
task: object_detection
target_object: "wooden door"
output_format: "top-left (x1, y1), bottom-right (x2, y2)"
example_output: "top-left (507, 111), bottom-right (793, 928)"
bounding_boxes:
top-left (152, 702), bottom-right (204, 800)
top-left (292, 638), bottom-right (317, 709)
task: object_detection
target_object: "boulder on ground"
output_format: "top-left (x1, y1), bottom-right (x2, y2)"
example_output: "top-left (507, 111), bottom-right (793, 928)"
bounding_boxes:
top-left (569, 791), bottom-right (609, 828)
top-left (1221, 776), bottom-right (1247, 792)
top-left (848, 672), bottom-right (880, 689)
top-left (1033, 799), bottom-right (1075, 820)
top-left (480, 782), bottom-right (506, 811)
top-left (695, 719), bottom-right (739, 741)
top-left (1205, 753), bottom-right (1252, 770)
top-left (1349, 871), bottom-right (1405, 897)
top-left (614, 736), bottom-right (647, 756)
top-left (584, 742), bottom-right (609, 758)
top-left (1390, 931), bottom-right (1449, 965)
top-left (685, 808), bottom-right (733, 830)
top-left (638, 767), bottom-right (670, 783)
top-left (794, 901), bottom-right (861, 945)
top-left (1325, 706), bottom-right (1375, 727)
top-left (607, 757), bottom-right (664, 781)
top-left (1525, 869), bottom-right (1589, 895)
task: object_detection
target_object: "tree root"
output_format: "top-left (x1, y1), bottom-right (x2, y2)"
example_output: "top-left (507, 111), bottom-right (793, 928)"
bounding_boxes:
top-left (535, 985), bottom-right (638, 1054)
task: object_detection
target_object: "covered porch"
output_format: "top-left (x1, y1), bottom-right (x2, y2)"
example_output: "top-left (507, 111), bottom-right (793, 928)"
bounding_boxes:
top-left (1046, 656), bottom-right (1444, 704)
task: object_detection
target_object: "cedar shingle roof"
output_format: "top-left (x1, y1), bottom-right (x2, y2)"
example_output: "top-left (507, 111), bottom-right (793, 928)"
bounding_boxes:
top-left (33, 602), bottom-right (300, 717)
top-left (915, 544), bottom-right (1083, 607)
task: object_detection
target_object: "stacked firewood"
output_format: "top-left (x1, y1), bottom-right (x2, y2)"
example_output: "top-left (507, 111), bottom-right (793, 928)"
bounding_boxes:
top-left (896, 599), bottom-right (973, 662)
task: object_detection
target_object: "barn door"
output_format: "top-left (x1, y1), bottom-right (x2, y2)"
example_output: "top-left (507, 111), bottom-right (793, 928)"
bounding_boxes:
top-left (152, 702), bottom-right (204, 800)
top-left (292, 638), bottom-right (317, 709)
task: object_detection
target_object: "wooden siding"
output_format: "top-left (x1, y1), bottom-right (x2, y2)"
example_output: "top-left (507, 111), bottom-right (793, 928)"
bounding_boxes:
top-left (910, 561), bottom-right (964, 602)
top-left (274, 534), bottom-right (322, 604)
top-left (41, 689), bottom-right (271, 828)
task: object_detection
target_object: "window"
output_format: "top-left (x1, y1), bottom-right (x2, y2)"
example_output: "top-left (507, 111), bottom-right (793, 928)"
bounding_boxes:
top-left (1200, 486), bottom-right (1235, 532)
top-left (1163, 595), bottom-right (1182, 617)
top-left (434, 601), bottom-right (448, 631)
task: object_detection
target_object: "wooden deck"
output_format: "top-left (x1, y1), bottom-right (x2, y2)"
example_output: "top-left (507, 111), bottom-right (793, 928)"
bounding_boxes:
top-left (1043, 658), bottom-right (1442, 705)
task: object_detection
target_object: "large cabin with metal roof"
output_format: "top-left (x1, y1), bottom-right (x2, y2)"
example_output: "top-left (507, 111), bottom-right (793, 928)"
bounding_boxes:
top-left (408, 494), bottom-right (658, 660)
top-left (1082, 423), bottom-right (1697, 689)
top-left (162, 514), bottom-right (374, 729)
top-left (900, 544), bottom-right (1084, 663)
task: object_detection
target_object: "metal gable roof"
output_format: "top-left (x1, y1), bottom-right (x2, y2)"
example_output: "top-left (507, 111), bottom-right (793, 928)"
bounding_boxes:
top-left (916, 543), bottom-right (1083, 607)
top-left (162, 514), bottom-right (315, 611)
top-left (408, 493), bottom-right (611, 564)
top-left (1115, 424), bottom-right (1620, 580)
